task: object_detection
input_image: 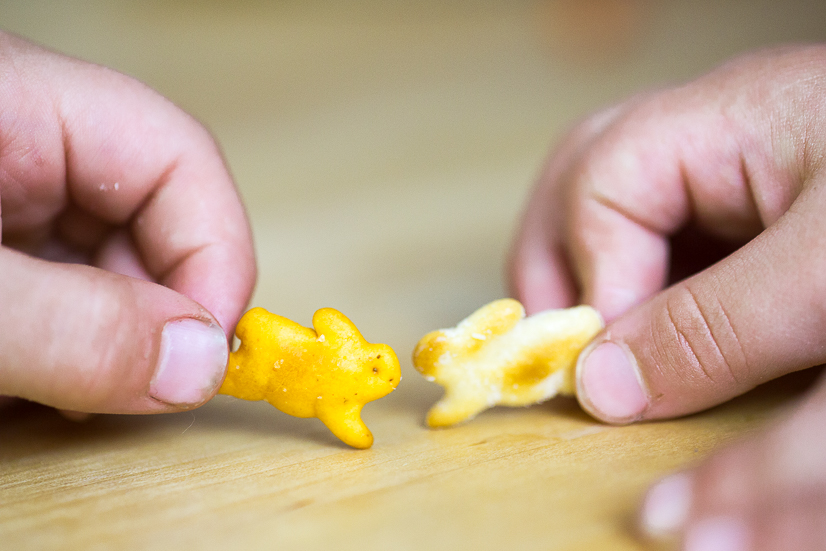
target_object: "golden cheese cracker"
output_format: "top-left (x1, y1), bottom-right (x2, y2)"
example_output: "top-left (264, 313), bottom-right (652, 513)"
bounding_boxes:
top-left (221, 307), bottom-right (400, 448)
top-left (413, 299), bottom-right (603, 427)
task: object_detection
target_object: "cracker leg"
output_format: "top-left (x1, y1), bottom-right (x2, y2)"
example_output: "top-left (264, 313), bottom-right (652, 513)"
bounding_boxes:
top-left (317, 403), bottom-right (374, 449)
top-left (426, 393), bottom-right (490, 428)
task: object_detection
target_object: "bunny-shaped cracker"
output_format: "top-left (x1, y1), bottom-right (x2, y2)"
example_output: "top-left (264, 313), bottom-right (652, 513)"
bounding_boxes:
top-left (221, 307), bottom-right (400, 448)
top-left (413, 299), bottom-right (602, 427)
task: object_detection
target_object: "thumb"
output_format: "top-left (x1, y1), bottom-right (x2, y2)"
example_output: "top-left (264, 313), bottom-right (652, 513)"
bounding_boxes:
top-left (0, 247), bottom-right (229, 414)
top-left (575, 187), bottom-right (826, 423)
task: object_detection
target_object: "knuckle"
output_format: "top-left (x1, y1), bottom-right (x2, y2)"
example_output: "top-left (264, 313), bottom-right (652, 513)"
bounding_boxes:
top-left (657, 283), bottom-right (749, 389)
top-left (184, 116), bottom-right (219, 149)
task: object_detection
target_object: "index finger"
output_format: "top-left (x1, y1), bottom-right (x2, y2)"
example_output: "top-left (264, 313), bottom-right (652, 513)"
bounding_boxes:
top-left (4, 33), bottom-right (256, 333)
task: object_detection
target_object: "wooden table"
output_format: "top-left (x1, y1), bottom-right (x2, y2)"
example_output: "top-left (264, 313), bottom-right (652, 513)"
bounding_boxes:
top-left (2, 1), bottom-right (825, 549)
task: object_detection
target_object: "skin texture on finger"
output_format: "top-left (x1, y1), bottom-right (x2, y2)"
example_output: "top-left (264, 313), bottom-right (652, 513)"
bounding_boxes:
top-left (0, 247), bottom-right (228, 413)
top-left (513, 45), bottom-right (826, 423)
top-left (568, 196), bottom-right (670, 322)
top-left (0, 31), bottom-right (256, 336)
top-left (511, 46), bottom-right (826, 325)
top-left (563, 83), bottom-right (775, 322)
top-left (509, 104), bottom-right (625, 315)
top-left (578, 179), bottom-right (826, 423)
top-left (508, 151), bottom-right (581, 315)
top-left (94, 229), bottom-right (154, 281)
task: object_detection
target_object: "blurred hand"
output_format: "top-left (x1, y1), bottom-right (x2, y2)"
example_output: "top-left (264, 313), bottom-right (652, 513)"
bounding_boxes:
top-left (510, 45), bottom-right (826, 549)
top-left (0, 32), bottom-right (255, 415)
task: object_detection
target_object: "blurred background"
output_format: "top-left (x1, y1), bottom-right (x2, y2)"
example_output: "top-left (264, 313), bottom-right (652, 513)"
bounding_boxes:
top-left (3, 1), bottom-right (826, 550)
top-left (5, 0), bottom-right (826, 341)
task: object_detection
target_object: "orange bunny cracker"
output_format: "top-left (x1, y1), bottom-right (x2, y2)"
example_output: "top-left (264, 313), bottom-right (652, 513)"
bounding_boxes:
top-left (220, 307), bottom-right (401, 449)
top-left (413, 299), bottom-right (603, 428)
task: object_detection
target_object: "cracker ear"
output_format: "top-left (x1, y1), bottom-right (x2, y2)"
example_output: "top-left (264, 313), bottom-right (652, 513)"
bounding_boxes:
top-left (312, 308), bottom-right (362, 342)
top-left (235, 307), bottom-right (315, 348)
top-left (234, 307), bottom-right (270, 343)
top-left (413, 299), bottom-right (526, 373)
top-left (455, 298), bottom-right (525, 339)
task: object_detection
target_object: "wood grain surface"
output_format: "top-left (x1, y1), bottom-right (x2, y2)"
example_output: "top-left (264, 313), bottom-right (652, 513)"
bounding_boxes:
top-left (2, 1), bottom-right (826, 549)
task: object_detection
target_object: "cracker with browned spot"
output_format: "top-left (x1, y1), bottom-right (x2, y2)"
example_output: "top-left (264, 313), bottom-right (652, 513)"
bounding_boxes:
top-left (413, 299), bottom-right (603, 428)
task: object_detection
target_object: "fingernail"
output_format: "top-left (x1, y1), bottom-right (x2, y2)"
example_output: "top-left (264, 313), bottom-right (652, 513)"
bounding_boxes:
top-left (578, 341), bottom-right (647, 422)
top-left (641, 473), bottom-right (692, 538)
top-left (684, 517), bottom-right (750, 551)
top-left (150, 319), bottom-right (228, 406)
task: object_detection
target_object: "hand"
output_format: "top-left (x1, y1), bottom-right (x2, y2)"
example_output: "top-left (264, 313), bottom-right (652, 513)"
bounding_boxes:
top-left (0, 32), bottom-right (255, 415)
top-left (510, 44), bottom-right (826, 548)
